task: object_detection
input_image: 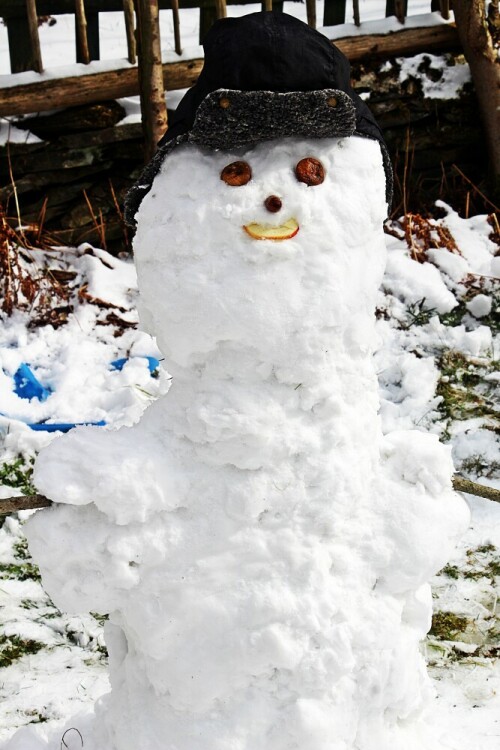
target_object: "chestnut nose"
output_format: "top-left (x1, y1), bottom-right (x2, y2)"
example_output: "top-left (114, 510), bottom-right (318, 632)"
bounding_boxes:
top-left (264, 195), bottom-right (282, 213)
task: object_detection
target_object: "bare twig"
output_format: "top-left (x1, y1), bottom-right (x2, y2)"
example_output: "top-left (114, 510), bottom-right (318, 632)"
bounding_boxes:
top-left (6, 139), bottom-right (26, 244)
top-left (0, 495), bottom-right (52, 515)
top-left (453, 476), bottom-right (500, 503)
top-left (1, 475), bottom-right (499, 516)
top-left (61, 728), bottom-right (84, 750)
top-left (451, 164), bottom-right (500, 213)
top-left (83, 189), bottom-right (106, 249)
top-left (109, 179), bottom-right (130, 250)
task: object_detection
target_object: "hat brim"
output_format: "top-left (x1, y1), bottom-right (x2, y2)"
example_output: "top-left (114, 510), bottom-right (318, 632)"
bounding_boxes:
top-left (190, 88), bottom-right (356, 150)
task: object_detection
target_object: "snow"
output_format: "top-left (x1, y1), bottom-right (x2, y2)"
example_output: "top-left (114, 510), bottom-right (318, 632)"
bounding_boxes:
top-left (0, 4), bottom-right (498, 748)
top-left (0, 122), bottom-right (41, 146)
top-left (326, 11), bottom-right (454, 40)
top-left (397, 53), bottom-right (472, 99)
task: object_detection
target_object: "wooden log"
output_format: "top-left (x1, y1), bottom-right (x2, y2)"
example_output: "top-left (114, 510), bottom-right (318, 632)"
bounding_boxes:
top-left (0, 25), bottom-right (461, 117)
top-left (134, 0), bottom-right (168, 162)
top-left (0, 59), bottom-right (203, 117)
top-left (123, 0), bottom-right (137, 64)
top-left (26, 0), bottom-right (44, 73)
top-left (171, 0), bottom-right (182, 55)
top-left (75, 0), bottom-right (91, 64)
top-left (306, 0), bottom-right (316, 29)
top-left (334, 23), bottom-right (461, 61)
top-left (0, 164), bottom-right (112, 200)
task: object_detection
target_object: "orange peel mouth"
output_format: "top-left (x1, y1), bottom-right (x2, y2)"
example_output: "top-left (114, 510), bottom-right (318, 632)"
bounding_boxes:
top-left (243, 218), bottom-right (299, 241)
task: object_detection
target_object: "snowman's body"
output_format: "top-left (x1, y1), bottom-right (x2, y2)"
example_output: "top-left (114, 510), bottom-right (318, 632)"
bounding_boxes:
top-left (28, 136), bottom-right (468, 750)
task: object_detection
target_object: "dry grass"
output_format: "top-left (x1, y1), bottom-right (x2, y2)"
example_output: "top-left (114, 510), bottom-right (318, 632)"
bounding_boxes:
top-left (385, 211), bottom-right (461, 263)
top-left (0, 204), bottom-right (71, 323)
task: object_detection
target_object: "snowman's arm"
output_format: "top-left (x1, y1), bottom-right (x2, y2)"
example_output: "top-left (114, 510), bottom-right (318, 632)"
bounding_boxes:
top-left (33, 420), bottom-right (179, 525)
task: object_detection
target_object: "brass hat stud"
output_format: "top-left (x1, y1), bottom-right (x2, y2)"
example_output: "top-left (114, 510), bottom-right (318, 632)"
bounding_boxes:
top-left (219, 97), bottom-right (231, 109)
top-left (327, 96), bottom-right (338, 108)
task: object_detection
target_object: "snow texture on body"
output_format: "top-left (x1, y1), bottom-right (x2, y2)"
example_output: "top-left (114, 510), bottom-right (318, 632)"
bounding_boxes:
top-left (21, 136), bottom-right (468, 750)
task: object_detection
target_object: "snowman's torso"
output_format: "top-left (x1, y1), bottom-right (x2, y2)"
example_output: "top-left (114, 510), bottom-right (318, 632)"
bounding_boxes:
top-left (27, 136), bottom-right (468, 750)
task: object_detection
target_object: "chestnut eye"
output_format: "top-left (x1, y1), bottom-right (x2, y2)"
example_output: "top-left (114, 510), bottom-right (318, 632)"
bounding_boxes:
top-left (221, 161), bottom-right (252, 186)
top-left (295, 157), bottom-right (325, 186)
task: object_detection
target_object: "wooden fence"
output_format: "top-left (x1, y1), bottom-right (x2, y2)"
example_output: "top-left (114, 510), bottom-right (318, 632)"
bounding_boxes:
top-left (0, 1), bottom-right (461, 161)
top-left (2, 1), bottom-right (454, 75)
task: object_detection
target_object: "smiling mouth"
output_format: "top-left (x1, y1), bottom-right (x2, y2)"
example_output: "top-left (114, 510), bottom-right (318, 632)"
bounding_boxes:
top-left (243, 218), bottom-right (299, 241)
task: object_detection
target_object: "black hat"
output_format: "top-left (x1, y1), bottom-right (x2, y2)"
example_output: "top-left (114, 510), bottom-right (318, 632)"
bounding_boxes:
top-left (125, 11), bottom-right (393, 225)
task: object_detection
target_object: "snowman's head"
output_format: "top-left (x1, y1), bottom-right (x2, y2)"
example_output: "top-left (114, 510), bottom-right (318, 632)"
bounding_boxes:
top-left (133, 134), bottom-right (387, 371)
top-left (128, 12), bottom-right (392, 370)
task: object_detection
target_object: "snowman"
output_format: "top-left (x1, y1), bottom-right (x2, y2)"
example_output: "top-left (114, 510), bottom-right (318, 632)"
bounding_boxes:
top-left (24, 12), bottom-right (468, 750)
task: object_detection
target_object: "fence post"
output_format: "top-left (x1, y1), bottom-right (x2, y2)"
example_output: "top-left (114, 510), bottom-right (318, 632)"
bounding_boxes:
top-left (323, 0), bottom-right (346, 27)
top-left (134, 0), bottom-right (168, 162)
top-left (123, 0), bottom-right (137, 64)
top-left (75, 1), bottom-right (100, 63)
top-left (353, 0), bottom-right (360, 27)
top-left (440, 0), bottom-right (450, 20)
top-left (171, 0), bottom-right (182, 55)
top-left (26, 0), bottom-right (43, 73)
top-left (214, 0), bottom-right (227, 19)
top-left (385, 0), bottom-right (408, 23)
top-left (75, 0), bottom-right (90, 64)
top-left (306, 0), bottom-right (316, 29)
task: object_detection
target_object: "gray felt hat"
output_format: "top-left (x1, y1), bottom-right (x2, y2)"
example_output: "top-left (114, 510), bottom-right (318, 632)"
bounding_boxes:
top-left (125, 11), bottom-right (393, 225)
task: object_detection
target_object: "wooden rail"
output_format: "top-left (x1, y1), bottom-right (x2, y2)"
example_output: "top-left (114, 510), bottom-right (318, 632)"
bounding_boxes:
top-left (0, 23), bottom-right (461, 117)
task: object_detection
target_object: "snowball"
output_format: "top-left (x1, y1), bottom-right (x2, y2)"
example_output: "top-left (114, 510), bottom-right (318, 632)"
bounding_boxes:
top-left (427, 248), bottom-right (468, 283)
top-left (384, 252), bottom-right (458, 313)
top-left (466, 294), bottom-right (492, 319)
